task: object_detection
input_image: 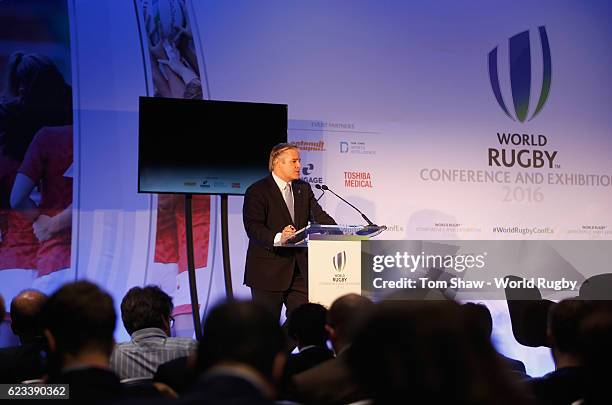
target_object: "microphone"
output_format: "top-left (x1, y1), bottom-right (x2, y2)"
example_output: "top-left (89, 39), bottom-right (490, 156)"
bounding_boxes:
top-left (314, 183), bottom-right (326, 201)
top-left (320, 184), bottom-right (377, 226)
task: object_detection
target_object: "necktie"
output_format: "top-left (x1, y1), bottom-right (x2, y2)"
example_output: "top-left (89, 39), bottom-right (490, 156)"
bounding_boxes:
top-left (284, 182), bottom-right (295, 222)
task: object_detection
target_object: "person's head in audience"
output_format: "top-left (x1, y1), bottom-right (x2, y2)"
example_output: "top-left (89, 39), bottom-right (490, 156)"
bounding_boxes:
top-left (462, 302), bottom-right (500, 353)
top-left (326, 293), bottom-right (373, 354)
top-left (348, 300), bottom-right (531, 405)
top-left (197, 301), bottom-right (286, 398)
top-left (288, 303), bottom-right (329, 350)
top-left (10, 289), bottom-right (47, 344)
top-left (43, 281), bottom-right (116, 372)
top-left (547, 299), bottom-right (588, 369)
top-left (121, 285), bottom-right (173, 336)
top-left (579, 303), bottom-right (612, 405)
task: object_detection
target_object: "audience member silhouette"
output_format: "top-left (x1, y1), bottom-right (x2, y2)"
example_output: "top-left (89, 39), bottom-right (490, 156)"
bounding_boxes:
top-left (291, 293), bottom-right (373, 405)
top-left (576, 302), bottom-right (612, 405)
top-left (279, 303), bottom-right (334, 397)
top-left (43, 281), bottom-right (123, 401)
top-left (462, 302), bottom-right (529, 379)
top-left (110, 285), bottom-right (196, 380)
top-left (528, 299), bottom-right (588, 405)
top-left (185, 300), bottom-right (286, 405)
top-left (286, 303), bottom-right (334, 375)
top-left (0, 289), bottom-right (47, 382)
top-left (348, 300), bottom-right (533, 405)
top-left (153, 353), bottom-right (198, 395)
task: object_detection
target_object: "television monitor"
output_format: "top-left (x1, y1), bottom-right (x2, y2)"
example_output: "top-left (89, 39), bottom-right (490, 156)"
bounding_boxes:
top-left (138, 97), bottom-right (287, 195)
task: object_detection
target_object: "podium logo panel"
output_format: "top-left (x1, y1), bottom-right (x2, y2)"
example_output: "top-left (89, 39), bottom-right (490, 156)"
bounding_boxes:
top-left (308, 241), bottom-right (362, 307)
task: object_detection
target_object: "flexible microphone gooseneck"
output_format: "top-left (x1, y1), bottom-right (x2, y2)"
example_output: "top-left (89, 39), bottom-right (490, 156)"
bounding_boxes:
top-left (314, 183), bottom-right (326, 202)
top-left (320, 184), bottom-right (377, 226)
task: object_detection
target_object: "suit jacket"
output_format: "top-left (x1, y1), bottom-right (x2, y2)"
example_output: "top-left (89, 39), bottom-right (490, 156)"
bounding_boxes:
top-left (284, 345), bottom-right (335, 378)
top-left (500, 353), bottom-right (529, 379)
top-left (243, 175), bottom-right (335, 291)
top-left (528, 366), bottom-right (585, 405)
top-left (153, 356), bottom-right (197, 394)
top-left (290, 349), bottom-right (366, 405)
top-left (280, 345), bottom-right (335, 399)
top-left (181, 373), bottom-right (274, 405)
top-left (48, 367), bottom-right (123, 402)
top-left (0, 339), bottom-right (46, 382)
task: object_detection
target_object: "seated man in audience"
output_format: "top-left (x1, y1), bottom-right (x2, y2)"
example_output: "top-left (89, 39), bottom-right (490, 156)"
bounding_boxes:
top-left (44, 281), bottom-right (123, 400)
top-left (185, 300), bottom-right (287, 404)
top-left (462, 302), bottom-right (529, 379)
top-left (279, 303), bottom-right (334, 397)
top-left (0, 289), bottom-right (47, 382)
top-left (285, 302), bottom-right (334, 376)
top-left (529, 299), bottom-right (588, 405)
top-left (348, 300), bottom-right (532, 405)
top-left (579, 302), bottom-right (612, 405)
top-left (110, 285), bottom-right (196, 380)
top-left (291, 293), bottom-right (373, 405)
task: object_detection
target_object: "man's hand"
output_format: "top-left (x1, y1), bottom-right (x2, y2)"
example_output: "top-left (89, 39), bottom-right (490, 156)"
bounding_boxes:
top-left (280, 225), bottom-right (296, 244)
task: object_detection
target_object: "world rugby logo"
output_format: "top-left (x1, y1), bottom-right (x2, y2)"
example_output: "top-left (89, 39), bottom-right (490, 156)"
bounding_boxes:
top-left (332, 251), bottom-right (347, 272)
top-left (488, 26), bottom-right (552, 122)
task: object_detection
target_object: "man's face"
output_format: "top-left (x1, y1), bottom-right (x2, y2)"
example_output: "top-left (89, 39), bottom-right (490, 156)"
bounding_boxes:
top-left (273, 148), bottom-right (301, 182)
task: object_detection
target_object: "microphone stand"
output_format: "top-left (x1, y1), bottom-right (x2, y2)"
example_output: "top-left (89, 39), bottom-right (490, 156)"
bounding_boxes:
top-left (321, 185), bottom-right (377, 227)
top-left (314, 183), bottom-right (326, 202)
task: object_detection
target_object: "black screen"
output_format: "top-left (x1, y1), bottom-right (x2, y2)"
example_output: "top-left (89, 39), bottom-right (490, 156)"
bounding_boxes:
top-left (138, 97), bottom-right (287, 195)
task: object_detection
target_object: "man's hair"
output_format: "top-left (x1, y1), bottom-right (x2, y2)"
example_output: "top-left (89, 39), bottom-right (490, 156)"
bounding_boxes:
top-left (288, 303), bottom-right (329, 346)
top-left (462, 302), bottom-right (493, 339)
top-left (548, 299), bottom-right (589, 355)
top-left (10, 289), bottom-right (47, 339)
top-left (268, 143), bottom-right (298, 172)
top-left (43, 281), bottom-right (116, 357)
top-left (121, 285), bottom-right (173, 335)
top-left (327, 293), bottom-right (373, 342)
top-left (197, 301), bottom-right (285, 379)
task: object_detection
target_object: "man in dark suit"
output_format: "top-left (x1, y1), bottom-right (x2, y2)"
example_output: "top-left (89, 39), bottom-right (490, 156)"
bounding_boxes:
top-left (462, 302), bottom-right (529, 379)
top-left (285, 303), bottom-right (334, 376)
top-left (0, 289), bottom-right (47, 383)
top-left (43, 281), bottom-right (124, 401)
top-left (243, 143), bottom-right (335, 321)
top-left (291, 294), bottom-right (373, 405)
top-left (529, 299), bottom-right (588, 405)
top-left (279, 303), bottom-right (334, 397)
top-left (185, 300), bottom-right (287, 405)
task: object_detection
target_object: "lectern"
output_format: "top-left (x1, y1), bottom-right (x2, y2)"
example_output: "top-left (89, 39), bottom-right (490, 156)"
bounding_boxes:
top-left (280, 224), bottom-right (386, 306)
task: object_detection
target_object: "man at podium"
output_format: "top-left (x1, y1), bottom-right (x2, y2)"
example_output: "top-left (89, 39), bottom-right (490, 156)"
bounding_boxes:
top-left (243, 143), bottom-right (336, 322)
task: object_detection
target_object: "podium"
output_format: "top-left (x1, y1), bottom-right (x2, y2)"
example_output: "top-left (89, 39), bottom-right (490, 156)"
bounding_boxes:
top-left (280, 224), bottom-right (386, 306)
